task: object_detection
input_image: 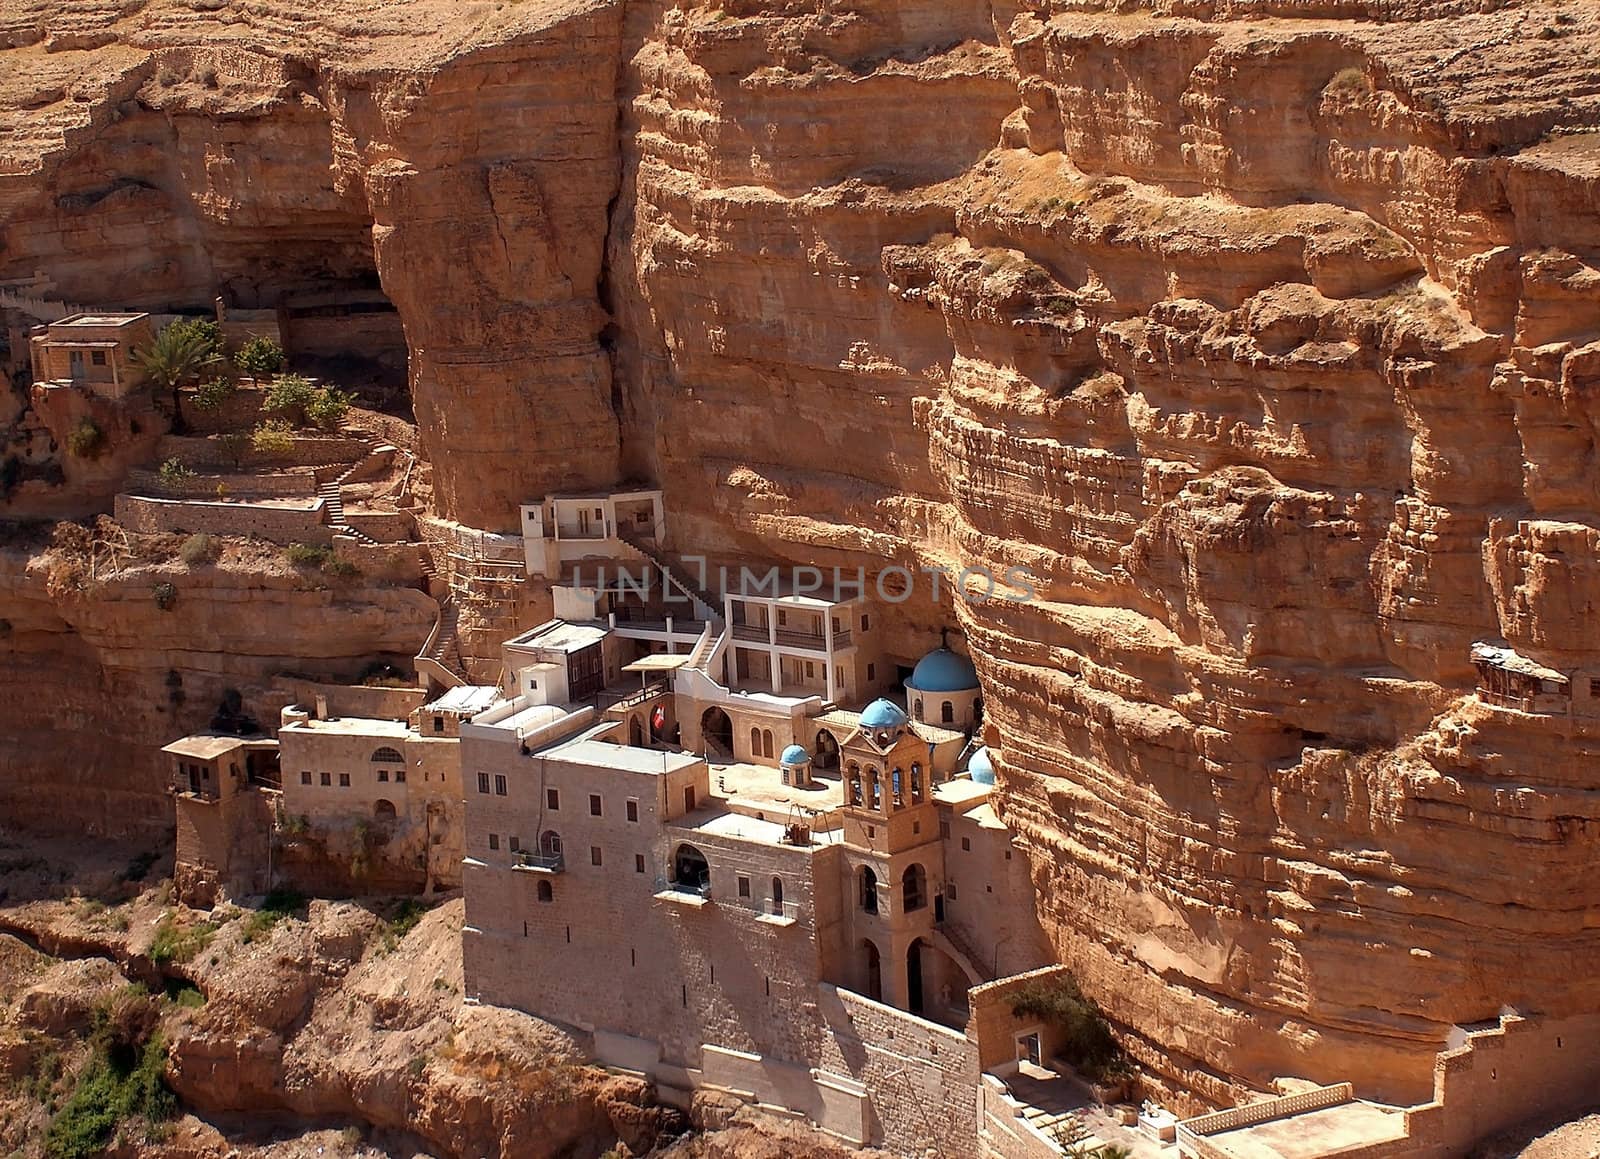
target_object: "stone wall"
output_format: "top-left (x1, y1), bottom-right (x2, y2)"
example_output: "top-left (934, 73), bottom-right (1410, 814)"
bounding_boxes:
top-left (113, 494), bottom-right (331, 545)
top-left (124, 467), bottom-right (318, 500)
top-left (156, 433), bottom-right (369, 471)
top-left (344, 509), bottom-right (414, 543)
top-left (968, 965), bottom-right (1076, 1073)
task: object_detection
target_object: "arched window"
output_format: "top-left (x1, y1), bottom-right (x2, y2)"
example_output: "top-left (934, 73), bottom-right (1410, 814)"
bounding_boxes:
top-left (860, 866), bottom-right (878, 913)
top-left (910, 763), bottom-right (923, 804)
top-left (847, 763), bottom-right (863, 806)
top-left (672, 843), bottom-right (711, 892)
top-left (941, 701), bottom-right (954, 724)
top-left (891, 768), bottom-right (904, 809)
top-left (370, 746), bottom-right (403, 763)
top-left (914, 698), bottom-right (923, 720)
top-left (762, 729), bottom-right (774, 759)
top-left (868, 769), bottom-right (882, 811)
top-left (374, 799), bottom-right (397, 820)
top-left (751, 726), bottom-right (762, 755)
top-left (902, 863), bottom-right (927, 912)
top-left (539, 830), bottom-right (563, 859)
top-left (537, 880), bottom-right (553, 902)
top-left (771, 876), bottom-right (784, 912)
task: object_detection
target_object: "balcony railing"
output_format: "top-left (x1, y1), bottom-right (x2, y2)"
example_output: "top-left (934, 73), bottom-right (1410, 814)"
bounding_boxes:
top-left (512, 850), bottom-right (565, 874)
top-left (655, 875), bottom-right (712, 899)
top-left (729, 624), bottom-right (850, 651)
top-left (596, 678), bottom-right (670, 712)
top-left (750, 898), bottom-right (801, 925)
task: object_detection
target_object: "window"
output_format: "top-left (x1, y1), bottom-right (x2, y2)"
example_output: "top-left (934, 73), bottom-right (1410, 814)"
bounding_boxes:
top-left (1591, 677), bottom-right (1600, 698)
top-left (495, 775), bottom-right (508, 796)
top-left (902, 864), bottom-right (927, 911)
top-left (947, 881), bottom-right (958, 901)
top-left (738, 876), bottom-right (751, 898)
top-left (395, 769), bottom-right (406, 784)
top-left (868, 769), bottom-right (881, 811)
top-left (489, 834), bottom-right (500, 851)
top-left (540, 830), bottom-right (563, 858)
top-left (509, 836), bottom-right (521, 853)
top-left (626, 799), bottom-right (639, 822)
top-left (201, 766), bottom-right (211, 780)
top-left (91, 350), bottom-right (106, 366)
top-left (778, 610), bottom-right (787, 626)
top-left (371, 746), bottom-right (403, 763)
top-left (940, 819), bottom-right (950, 839)
top-left (762, 729), bottom-right (774, 759)
top-left (913, 819), bottom-right (922, 835)
top-left (589, 793), bottom-right (602, 816)
top-left (771, 877), bottom-right (783, 909)
top-left (751, 726), bottom-right (761, 755)
top-left (860, 866), bottom-right (878, 913)
top-left (962, 836), bottom-right (972, 851)
top-left (891, 768), bottom-right (904, 809)
top-left (914, 697), bottom-right (923, 719)
top-left (300, 771), bottom-right (311, 785)
top-left (478, 772), bottom-right (490, 794)
top-left (635, 853), bottom-right (646, 874)
top-left (861, 614), bottom-right (869, 631)
top-left (590, 846), bottom-right (603, 866)
top-left (338, 773), bottom-right (350, 788)
top-left (537, 880), bottom-right (553, 902)
top-left (911, 764), bottom-right (923, 804)
top-left (805, 660), bottom-right (815, 678)
top-left (866, 663), bottom-right (876, 681)
top-left (378, 770), bottom-right (389, 783)
top-left (321, 772), bottom-right (332, 786)
top-left (684, 786), bottom-right (696, 812)
top-left (547, 787), bottom-right (560, 810)
top-left (847, 764), bottom-right (862, 805)
top-left (433, 715), bottom-right (445, 733)
top-left (941, 700), bottom-right (954, 724)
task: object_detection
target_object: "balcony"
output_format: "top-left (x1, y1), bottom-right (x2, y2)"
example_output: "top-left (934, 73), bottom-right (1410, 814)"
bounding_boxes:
top-left (653, 876), bottom-right (713, 907)
top-left (730, 624), bottom-right (851, 651)
top-left (511, 851), bottom-right (565, 875)
top-left (752, 898), bottom-right (801, 927)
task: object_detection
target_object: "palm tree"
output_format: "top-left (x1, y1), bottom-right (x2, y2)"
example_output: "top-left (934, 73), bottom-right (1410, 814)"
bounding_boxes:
top-left (133, 321), bottom-right (222, 434)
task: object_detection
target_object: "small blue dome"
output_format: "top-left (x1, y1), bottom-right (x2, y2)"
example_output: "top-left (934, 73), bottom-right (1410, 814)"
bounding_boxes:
top-left (908, 647), bottom-right (979, 693)
top-left (780, 744), bottom-right (810, 766)
top-left (968, 746), bottom-right (996, 785)
top-left (859, 698), bottom-right (910, 729)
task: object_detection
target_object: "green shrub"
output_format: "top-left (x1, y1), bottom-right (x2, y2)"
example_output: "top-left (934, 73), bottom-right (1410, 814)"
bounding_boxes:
top-left (305, 387), bottom-right (353, 431)
top-left (156, 457), bottom-right (192, 485)
top-left (179, 533), bottom-right (219, 565)
top-left (148, 914), bottom-right (216, 964)
top-left (191, 378), bottom-right (236, 411)
top-left (45, 1029), bottom-right (173, 1159)
top-left (216, 431), bottom-right (251, 469)
top-left (251, 419), bottom-right (295, 457)
top-left (284, 543), bottom-right (332, 568)
top-left (65, 419), bottom-right (104, 459)
top-left (166, 317), bottom-right (221, 353)
top-left (323, 556), bottom-right (361, 579)
top-left (1009, 975), bottom-right (1129, 1082)
top-left (378, 899), bottom-right (430, 953)
top-left (242, 888), bottom-right (305, 944)
top-left (151, 582), bottom-right (178, 612)
top-left (261, 374), bottom-right (317, 424)
top-left (233, 336), bottom-right (285, 382)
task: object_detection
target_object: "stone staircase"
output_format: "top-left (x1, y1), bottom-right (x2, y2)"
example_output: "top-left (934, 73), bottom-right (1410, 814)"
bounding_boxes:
top-left (415, 594), bottom-right (468, 690)
top-left (614, 532), bottom-right (724, 626)
top-left (935, 921), bottom-right (995, 983)
top-left (316, 436), bottom-right (397, 547)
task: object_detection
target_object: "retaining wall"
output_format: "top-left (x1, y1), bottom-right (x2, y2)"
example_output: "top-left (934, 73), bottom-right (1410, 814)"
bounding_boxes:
top-left (114, 494), bottom-right (330, 544)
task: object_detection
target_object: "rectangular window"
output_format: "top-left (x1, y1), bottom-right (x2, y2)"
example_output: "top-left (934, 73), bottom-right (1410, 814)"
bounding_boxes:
top-left (947, 881), bottom-right (958, 901)
top-left (777, 610), bottom-right (787, 626)
top-left (339, 773), bottom-right (350, 787)
top-left (547, 788), bottom-right (560, 810)
top-left (495, 775), bottom-right (508, 796)
top-left (626, 799), bottom-right (639, 822)
top-left (378, 770), bottom-right (389, 783)
top-left (635, 854), bottom-right (645, 874)
top-left (589, 794), bottom-right (602, 816)
top-left (201, 766), bottom-right (210, 780)
top-left (509, 836), bottom-right (520, 853)
top-left (738, 876), bottom-right (751, 898)
top-left (861, 614), bottom-right (869, 631)
top-left (684, 786), bottom-right (696, 812)
top-left (590, 846), bottom-right (603, 867)
top-left (488, 834), bottom-right (499, 851)
top-left (962, 836), bottom-right (972, 851)
top-left (866, 663), bottom-right (876, 681)
top-left (477, 772), bottom-right (490, 794)
top-left (394, 769), bottom-right (406, 784)
top-left (300, 771), bottom-right (311, 785)
top-left (321, 772), bottom-right (331, 786)
top-left (91, 350), bottom-right (107, 366)
top-left (805, 660), bottom-right (815, 678)
top-left (433, 715), bottom-right (445, 733)
top-left (940, 819), bottom-right (950, 839)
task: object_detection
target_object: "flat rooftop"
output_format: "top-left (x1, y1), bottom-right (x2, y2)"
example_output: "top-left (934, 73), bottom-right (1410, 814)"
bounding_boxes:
top-left (162, 734), bottom-right (263, 760)
top-left (505, 620), bottom-right (608, 653)
top-left (712, 760), bottom-right (845, 815)
top-left (425, 685), bottom-right (501, 714)
top-left (281, 716), bottom-right (410, 738)
top-left (542, 735), bottom-right (704, 776)
top-left (54, 313), bottom-right (146, 327)
top-left (674, 806), bottom-right (843, 848)
top-left (1201, 1102), bottom-right (1411, 1159)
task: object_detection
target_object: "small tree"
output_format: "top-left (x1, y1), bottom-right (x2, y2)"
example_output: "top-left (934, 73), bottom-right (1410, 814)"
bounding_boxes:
top-left (261, 374), bottom-right (317, 426)
top-left (192, 377), bottom-right (236, 412)
top-left (157, 457), bottom-right (193, 486)
top-left (305, 387), bottom-right (353, 431)
top-left (216, 432), bottom-right (250, 471)
top-left (65, 418), bottom-right (105, 458)
top-left (133, 321), bottom-right (222, 434)
top-left (251, 420), bottom-right (295, 458)
top-left (233, 336), bottom-right (285, 383)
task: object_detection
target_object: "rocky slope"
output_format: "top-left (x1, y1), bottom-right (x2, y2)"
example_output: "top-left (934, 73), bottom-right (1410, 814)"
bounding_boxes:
top-left (3, 0), bottom-right (1600, 1117)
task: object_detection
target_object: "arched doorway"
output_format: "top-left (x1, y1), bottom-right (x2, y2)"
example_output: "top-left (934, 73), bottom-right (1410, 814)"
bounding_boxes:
top-left (859, 866), bottom-right (878, 913)
top-left (701, 707), bottom-right (733, 756)
top-left (902, 863), bottom-right (927, 911)
top-left (862, 939), bottom-right (882, 1001)
top-left (374, 799), bottom-right (397, 820)
top-left (813, 728), bottom-right (839, 771)
top-left (629, 715), bottom-right (644, 747)
top-left (672, 843), bottom-right (711, 893)
top-left (907, 938), bottom-right (926, 1015)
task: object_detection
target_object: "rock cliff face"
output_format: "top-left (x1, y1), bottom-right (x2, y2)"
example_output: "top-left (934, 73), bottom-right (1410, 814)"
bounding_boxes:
top-left (5, 0), bottom-right (1600, 1114)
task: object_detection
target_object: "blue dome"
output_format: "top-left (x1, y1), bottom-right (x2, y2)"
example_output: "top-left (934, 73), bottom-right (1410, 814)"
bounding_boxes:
top-left (968, 746), bottom-right (996, 785)
top-left (780, 744), bottom-right (810, 765)
top-left (908, 647), bottom-right (979, 693)
top-left (859, 698), bottom-right (910, 729)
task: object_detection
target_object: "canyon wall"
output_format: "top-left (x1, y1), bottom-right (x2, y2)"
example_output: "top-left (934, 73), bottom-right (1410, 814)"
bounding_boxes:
top-left (4, 0), bottom-right (1600, 1115)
